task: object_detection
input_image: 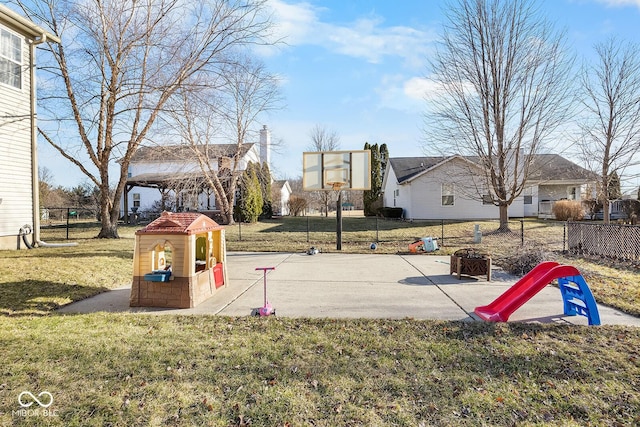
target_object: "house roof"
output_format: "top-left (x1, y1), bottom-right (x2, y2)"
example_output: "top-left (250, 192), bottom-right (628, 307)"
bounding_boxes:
top-left (388, 157), bottom-right (448, 183)
top-left (0, 5), bottom-right (60, 43)
top-left (130, 143), bottom-right (255, 163)
top-left (136, 212), bottom-right (222, 235)
top-left (272, 180), bottom-right (291, 192)
top-left (526, 154), bottom-right (596, 182)
top-left (389, 154), bottom-right (595, 184)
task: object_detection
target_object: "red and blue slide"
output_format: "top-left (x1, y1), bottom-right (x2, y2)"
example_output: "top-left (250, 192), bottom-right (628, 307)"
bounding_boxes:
top-left (474, 261), bottom-right (601, 325)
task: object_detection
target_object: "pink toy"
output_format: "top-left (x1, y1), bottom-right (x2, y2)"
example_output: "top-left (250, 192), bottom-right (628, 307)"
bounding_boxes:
top-left (255, 267), bottom-right (276, 316)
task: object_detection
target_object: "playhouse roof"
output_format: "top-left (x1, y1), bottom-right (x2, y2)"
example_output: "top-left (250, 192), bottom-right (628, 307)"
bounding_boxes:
top-left (136, 212), bottom-right (223, 235)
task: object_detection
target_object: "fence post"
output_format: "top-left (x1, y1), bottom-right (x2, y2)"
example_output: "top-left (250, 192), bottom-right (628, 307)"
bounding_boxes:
top-left (441, 219), bottom-right (444, 246)
top-left (376, 216), bottom-right (379, 243)
top-left (520, 220), bottom-right (524, 246)
top-left (563, 222), bottom-right (567, 253)
top-left (66, 207), bottom-right (70, 240)
top-left (238, 218), bottom-right (242, 242)
top-left (307, 216), bottom-right (310, 243)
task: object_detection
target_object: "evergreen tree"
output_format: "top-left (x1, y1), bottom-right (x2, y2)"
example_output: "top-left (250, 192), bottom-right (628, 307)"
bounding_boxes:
top-left (608, 171), bottom-right (622, 200)
top-left (237, 162), bottom-right (263, 223)
top-left (363, 143), bottom-right (386, 216)
top-left (259, 162), bottom-right (273, 219)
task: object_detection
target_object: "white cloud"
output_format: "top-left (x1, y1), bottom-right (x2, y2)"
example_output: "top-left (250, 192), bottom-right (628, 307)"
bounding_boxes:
top-left (595, 0), bottom-right (640, 7)
top-left (264, 0), bottom-right (435, 66)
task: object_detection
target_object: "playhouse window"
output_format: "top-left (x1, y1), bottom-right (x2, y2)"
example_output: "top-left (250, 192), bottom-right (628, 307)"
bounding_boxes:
top-left (195, 234), bottom-right (213, 272)
top-left (152, 243), bottom-right (172, 271)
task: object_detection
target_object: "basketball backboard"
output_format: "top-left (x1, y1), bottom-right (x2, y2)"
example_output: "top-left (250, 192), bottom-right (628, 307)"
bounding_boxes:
top-left (302, 150), bottom-right (371, 191)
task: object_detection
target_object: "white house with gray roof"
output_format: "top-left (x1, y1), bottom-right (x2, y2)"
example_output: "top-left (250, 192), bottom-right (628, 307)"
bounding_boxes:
top-left (382, 154), bottom-right (596, 221)
top-left (122, 125), bottom-right (274, 217)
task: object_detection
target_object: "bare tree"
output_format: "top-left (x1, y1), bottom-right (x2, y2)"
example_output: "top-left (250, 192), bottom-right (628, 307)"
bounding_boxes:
top-left (578, 37), bottom-right (640, 224)
top-left (425, 0), bottom-right (573, 231)
top-left (162, 54), bottom-right (282, 224)
top-left (307, 124), bottom-right (341, 217)
top-left (13, 0), bottom-right (273, 237)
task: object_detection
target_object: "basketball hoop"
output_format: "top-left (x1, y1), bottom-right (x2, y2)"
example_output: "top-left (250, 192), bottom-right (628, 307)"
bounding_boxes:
top-left (327, 181), bottom-right (345, 201)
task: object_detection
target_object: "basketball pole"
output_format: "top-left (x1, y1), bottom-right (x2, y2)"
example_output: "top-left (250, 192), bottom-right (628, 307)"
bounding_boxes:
top-left (336, 190), bottom-right (342, 250)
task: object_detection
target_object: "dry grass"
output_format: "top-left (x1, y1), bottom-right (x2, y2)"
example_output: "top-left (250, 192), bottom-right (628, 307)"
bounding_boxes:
top-left (1, 315), bottom-right (639, 426)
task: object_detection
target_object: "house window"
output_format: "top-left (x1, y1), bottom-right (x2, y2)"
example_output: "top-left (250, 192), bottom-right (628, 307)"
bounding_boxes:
top-left (133, 193), bottom-right (141, 208)
top-left (523, 186), bottom-right (533, 205)
top-left (482, 194), bottom-right (493, 205)
top-left (442, 183), bottom-right (454, 206)
top-left (0, 26), bottom-right (22, 89)
top-left (568, 186), bottom-right (577, 200)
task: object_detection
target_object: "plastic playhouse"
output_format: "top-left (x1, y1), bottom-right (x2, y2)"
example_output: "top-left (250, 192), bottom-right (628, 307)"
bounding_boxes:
top-left (474, 261), bottom-right (600, 325)
top-left (130, 212), bottom-right (227, 308)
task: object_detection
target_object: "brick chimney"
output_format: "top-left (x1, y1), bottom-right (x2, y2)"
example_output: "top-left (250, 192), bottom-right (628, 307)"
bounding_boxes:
top-left (259, 125), bottom-right (271, 167)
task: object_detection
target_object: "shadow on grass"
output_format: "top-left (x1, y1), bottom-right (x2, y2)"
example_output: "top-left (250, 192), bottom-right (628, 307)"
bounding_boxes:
top-left (0, 280), bottom-right (109, 317)
top-left (0, 245), bottom-right (134, 261)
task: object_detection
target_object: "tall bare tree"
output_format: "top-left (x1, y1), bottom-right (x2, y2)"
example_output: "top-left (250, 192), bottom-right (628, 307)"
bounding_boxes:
top-left (307, 124), bottom-right (341, 217)
top-left (578, 37), bottom-right (640, 224)
top-left (162, 54), bottom-right (282, 224)
top-left (425, 0), bottom-right (573, 231)
top-left (12, 0), bottom-right (272, 237)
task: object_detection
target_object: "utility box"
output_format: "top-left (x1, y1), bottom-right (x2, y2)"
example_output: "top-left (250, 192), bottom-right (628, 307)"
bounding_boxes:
top-left (130, 212), bottom-right (227, 308)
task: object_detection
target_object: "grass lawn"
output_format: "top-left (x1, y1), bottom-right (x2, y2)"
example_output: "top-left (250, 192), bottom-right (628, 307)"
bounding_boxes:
top-left (0, 217), bottom-right (639, 425)
top-left (1, 315), bottom-right (639, 426)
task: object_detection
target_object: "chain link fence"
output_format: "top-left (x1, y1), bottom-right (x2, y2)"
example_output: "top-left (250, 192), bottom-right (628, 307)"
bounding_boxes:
top-left (227, 216), bottom-right (569, 256)
top-left (40, 207), bottom-right (98, 240)
top-left (39, 209), bottom-right (571, 258)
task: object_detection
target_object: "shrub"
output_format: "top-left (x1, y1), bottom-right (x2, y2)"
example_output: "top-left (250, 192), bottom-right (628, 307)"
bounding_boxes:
top-left (552, 200), bottom-right (585, 221)
top-left (287, 195), bottom-right (308, 216)
top-left (378, 207), bottom-right (403, 219)
top-left (500, 244), bottom-right (549, 276)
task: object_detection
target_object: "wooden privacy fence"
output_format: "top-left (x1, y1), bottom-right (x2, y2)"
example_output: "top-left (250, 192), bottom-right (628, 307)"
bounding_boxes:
top-left (567, 222), bottom-right (640, 261)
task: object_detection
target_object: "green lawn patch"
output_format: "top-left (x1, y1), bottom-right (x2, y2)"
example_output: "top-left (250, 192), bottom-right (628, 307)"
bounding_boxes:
top-left (1, 315), bottom-right (639, 426)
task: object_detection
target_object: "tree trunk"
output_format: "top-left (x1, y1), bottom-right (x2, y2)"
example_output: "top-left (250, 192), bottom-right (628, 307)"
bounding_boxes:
top-left (602, 200), bottom-right (610, 224)
top-left (497, 204), bottom-right (511, 232)
top-left (98, 202), bottom-right (119, 238)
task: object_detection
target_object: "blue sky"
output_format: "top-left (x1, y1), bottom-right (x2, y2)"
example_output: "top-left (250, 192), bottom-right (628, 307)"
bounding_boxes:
top-left (36, 0), bottom-right (640, 189)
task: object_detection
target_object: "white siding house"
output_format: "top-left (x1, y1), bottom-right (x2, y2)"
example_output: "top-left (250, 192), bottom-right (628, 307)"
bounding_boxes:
top-left (382, 154), bottom-right (596, 221)
top-left (272, 180), bottom-right (292, 216)
top-left (0, 5), bottom-right (59, 249)
top-left (122, 125), bottom-right (290, 219)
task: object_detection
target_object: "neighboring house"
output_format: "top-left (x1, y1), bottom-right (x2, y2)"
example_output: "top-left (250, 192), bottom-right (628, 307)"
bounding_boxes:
top-left (272, 180), bottom-right (292, 216)
top-left (382, 154), bottom-right (596, 221)
top-left (0, 5), bottom-right (59, 249)
top-left (123, 125), bottom-right (288, 218)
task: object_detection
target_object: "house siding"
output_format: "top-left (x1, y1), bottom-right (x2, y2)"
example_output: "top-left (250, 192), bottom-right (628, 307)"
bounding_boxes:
top-left (0, 28), bottom-right (33, 249)
top-left (406, 163), bottom-right (500, 220)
